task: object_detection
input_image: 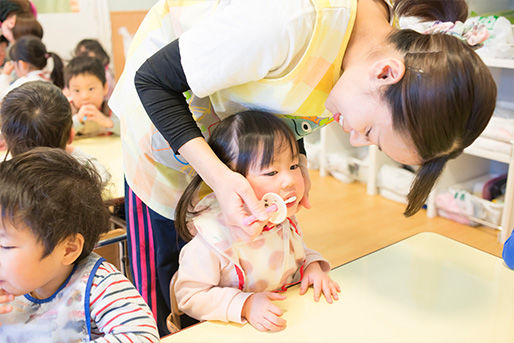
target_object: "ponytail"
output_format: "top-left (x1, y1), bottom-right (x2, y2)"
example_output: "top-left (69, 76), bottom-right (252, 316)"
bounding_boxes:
top-left (394, 0), bottom-right (468, 23)
top-left (175, 174), bottom-right (203, 242)
top-left (48, 52), bottom-right (64, 89)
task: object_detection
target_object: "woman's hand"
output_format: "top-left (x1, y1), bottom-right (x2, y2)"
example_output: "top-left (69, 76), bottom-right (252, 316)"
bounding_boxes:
top-left (242, 292), bottom-right (287, 332)
top-left (299, 262), bottom-right (340, 303)
top-left (179, 138), bottom-right (269, 240)
top-left (213, 169), bottom-right (271, 240)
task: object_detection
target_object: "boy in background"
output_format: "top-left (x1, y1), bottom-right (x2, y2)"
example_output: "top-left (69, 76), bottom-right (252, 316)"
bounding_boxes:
top-left (65, 55), bottom-right (119, 137)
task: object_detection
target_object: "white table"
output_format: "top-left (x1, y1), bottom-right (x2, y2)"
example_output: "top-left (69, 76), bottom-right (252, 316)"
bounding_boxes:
top-left (163, 232), bottom-right (514, 343)
top-left (72, 135), bottom-right (124, 199)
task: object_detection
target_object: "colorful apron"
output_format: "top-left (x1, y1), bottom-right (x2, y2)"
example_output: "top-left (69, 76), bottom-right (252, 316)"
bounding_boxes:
top-left (109, 0), bottom-right (357, 218)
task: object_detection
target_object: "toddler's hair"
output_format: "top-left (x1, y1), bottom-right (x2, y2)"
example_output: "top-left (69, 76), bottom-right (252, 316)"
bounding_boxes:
top-left (0, 81), bottom-right (72, 156)
top-left (0, 147), bottom-right (110, 262)
top-left (8, 35), bottom-right (63, 88)
top-left (74, 38), bottom-right (110, 67)
top-left (65, 55), bottom-right (106, 87)
top-left (175, 110), bottom-right (299, 241)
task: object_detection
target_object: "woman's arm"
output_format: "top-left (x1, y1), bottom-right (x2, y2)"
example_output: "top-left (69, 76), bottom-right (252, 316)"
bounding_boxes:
top-left (135, 40), bottom-right (267, 235)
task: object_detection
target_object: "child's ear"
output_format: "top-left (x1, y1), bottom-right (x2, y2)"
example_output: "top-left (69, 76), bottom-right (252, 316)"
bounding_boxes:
top-left (61, 233), bottom-right (84, 266)
top-left (68, 127), bottom-right (75, 144)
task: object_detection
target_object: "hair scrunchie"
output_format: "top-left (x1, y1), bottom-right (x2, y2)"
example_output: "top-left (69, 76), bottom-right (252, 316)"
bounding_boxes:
top-left (424, 20), bottom-right (490, 47)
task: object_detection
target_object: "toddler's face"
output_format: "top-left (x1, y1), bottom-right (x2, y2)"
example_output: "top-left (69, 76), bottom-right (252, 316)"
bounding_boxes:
top-left (68, 72), bottom-right (107, 110)
top-left (246, 142), bottom-right (304, 219)
top-left (0, 219), bottom-right (67, 298)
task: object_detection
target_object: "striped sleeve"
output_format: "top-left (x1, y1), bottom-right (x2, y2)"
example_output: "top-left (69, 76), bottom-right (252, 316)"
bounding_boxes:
top-left (89, 261), bottom-right (160, 342)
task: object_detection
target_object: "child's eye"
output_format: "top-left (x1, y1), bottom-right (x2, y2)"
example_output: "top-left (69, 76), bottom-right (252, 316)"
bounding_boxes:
top-left (263, 171), bottom-right (277, 176)
top-left (89, 87), bottom-right (95, 91)
top-left (365, 127), bottom-right (372, 138)
top-left (0, 245), bottom-right (15, 249)
top-left (290, 164), bottom-right (300, 170)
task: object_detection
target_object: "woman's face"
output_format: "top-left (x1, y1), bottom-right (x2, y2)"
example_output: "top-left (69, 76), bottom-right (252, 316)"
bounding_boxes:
top-left (325, 59), bottom-right (421, 165)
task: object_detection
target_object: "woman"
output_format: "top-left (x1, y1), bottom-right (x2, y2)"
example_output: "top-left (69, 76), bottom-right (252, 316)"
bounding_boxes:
top-left (109, 0), bottom-right (496, 335)
top-left (0, 0), bottom-right (41, 43)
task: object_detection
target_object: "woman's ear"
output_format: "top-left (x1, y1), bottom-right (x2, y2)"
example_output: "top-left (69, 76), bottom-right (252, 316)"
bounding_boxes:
top-left (370, 58), bottom-right (405, 86)
top-left (61, 233), bottom-right (85, 265)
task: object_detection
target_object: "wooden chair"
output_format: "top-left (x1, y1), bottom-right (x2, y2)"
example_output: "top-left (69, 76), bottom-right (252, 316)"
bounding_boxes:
top-left (166, 272), bottom-right (183, 333)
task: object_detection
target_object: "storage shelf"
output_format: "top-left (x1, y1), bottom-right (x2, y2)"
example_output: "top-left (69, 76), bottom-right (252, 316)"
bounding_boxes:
top-left (464, 143), bottom-right (513, 164)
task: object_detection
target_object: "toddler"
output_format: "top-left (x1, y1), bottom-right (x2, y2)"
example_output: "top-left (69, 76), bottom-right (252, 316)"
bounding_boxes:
top-left (0, 147), bottom-right (159, 341)
top-left (174, 111), bottom-right (340, 332)
top-left (0, 80), bottom-right (110, 184)
top-left (65, 55), bottom-right (120, 137)
top-left (0, 35), bottom-right (63, 98)
top-left (74, 38), bottom-right (115, 100)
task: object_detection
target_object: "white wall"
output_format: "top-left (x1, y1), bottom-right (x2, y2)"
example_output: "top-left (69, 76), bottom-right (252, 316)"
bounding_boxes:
top-left (107, 0), bottom-right (157, 11)
top-left (467, 0), bottom-right (513, 12)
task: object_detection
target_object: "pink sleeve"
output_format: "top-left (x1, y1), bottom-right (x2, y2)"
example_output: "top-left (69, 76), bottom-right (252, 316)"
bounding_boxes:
top-left (175, 237), bottom-right (253, 324)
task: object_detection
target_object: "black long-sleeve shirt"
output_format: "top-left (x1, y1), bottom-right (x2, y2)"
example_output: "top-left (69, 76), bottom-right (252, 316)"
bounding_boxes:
top-left (134, 38), bottom-right (305, 155)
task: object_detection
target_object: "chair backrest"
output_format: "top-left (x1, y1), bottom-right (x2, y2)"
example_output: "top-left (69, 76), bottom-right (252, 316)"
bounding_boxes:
top-left (166, 271), bottom-right (182, 333)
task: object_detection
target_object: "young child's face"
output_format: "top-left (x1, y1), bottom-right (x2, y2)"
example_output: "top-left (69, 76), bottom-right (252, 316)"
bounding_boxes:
top-left (68, 72), bottom-right (107, 109)
top-left (0, 219), bottom-right (68, 298)
top-left (246, 141), bottom-right (304, 218)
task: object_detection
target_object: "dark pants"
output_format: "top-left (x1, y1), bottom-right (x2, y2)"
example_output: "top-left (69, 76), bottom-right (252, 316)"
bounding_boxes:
top-left (124, 180), bottom-right (186, 336)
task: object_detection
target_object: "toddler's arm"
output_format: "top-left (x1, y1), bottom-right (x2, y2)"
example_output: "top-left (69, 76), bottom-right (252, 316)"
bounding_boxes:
top-left (176, 237), bottom-right (253, 323)
top-left (89, 262), bottom-right (159, 342)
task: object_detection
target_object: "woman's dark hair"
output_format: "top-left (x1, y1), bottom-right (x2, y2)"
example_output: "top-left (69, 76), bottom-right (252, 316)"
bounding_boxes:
top-left (12, 15), bottom-right (43, 40)
top-left (386, 0), bottom-right (497, 216)
top-left (0, 147), bottom-right (110, 262)
top-left (175, 111), bottom-right (299, 241)
top-left (65, 55), bottom-right (106, 87)
top-left (9, 35), bottom-right (64, 88)
top-left (1, 81), bottom-right (72, 156)
top-left (74, 38), bottom-right (110, 67)
top-left (0, 0), bottom-right (33, 22)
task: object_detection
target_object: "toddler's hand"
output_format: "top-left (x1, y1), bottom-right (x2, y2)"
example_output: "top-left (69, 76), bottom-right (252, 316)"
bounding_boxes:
top-left (2, 61), bottom-right (14, 76)
top-left (300, 262), bottom-right (340, 303)
top-left (78, 104), bottom-right (113, 128)
top-left (0, 290), bottom-right (14, 326)
top-left (242, 292), bottom-right (287, 332)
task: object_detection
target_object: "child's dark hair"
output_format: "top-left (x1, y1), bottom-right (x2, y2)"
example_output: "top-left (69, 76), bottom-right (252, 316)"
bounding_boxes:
top-left (0, 81), bottom-right (72, 156)
top-left (74, 38), bottom-right (110, 67)
top-left (175, 111), bottom-right (299, 241)
top-left (65, 55), bottom-right (106, 87)
top-left (8, 35), bottom-right (63, 88)
top-left (0, 147), bottom-right (110, 262)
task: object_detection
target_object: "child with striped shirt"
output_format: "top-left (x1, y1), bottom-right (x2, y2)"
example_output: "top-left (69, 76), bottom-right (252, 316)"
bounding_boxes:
top-left (0, 148), bottom-right (159, 342)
